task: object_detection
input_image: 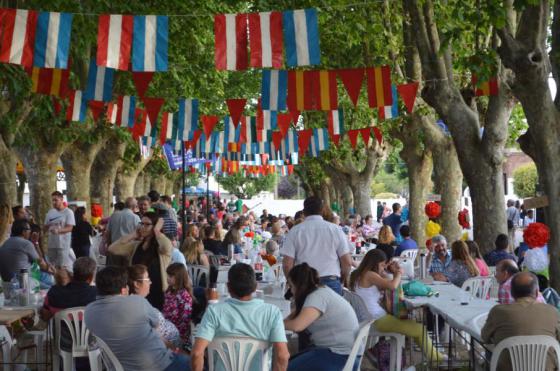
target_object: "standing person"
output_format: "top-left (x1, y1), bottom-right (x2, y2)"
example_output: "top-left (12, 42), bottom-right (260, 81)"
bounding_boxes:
top-left (44, 191), bottom-right (75, 267)
top-left (506, 199), bottom-right (520, 252)
top-left (163, 263), bottom-right (194, 350)
top-left (376, 201), bottom-right (383, 222)
top-left (226, 197), bottom-right (236, 213)
top-left (85, 267), bottom-right (190, 371)
top-left (382, 203), bottom-right (403, 241)
top-left (482, 272), bottom-right (560, 370)
top-left (107, 197), bottom-right (141, 244)
top-left (108, 212), bottom-right (172, 310)
top-left (284, 263), bottom-right (360, 370)
top-left (235, 196), bottom-right (244, 214)
top-left (161, 196), bottom-right (178, 223)
top-left (281, 196), bottom-right (352, 295)
top-left (523, 209), bottom-right (536, 227)
top-left (71, 207), bottom-right (95, 258)
top-left (137, 196), bottom-right (152, 218)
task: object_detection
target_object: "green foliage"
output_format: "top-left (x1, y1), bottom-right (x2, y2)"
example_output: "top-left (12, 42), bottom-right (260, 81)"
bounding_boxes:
top-left (216, 172), bottom-right (276, 199)
top-left (507, 104), bottom-right (529, 148)
top-left (374, 192), bottom-right (398, 199)
top-left (513, 163), bottom-right (537, 198)
top-left (370, 169), bottom-right (407, 197)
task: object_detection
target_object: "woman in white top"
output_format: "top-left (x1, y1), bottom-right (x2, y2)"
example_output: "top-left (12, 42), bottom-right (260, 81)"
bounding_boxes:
top-left (350, 249), bottom-right (443, 362)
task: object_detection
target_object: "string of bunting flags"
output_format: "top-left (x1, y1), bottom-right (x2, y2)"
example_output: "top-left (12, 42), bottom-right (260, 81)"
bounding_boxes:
top-left (0, 5), bottom-right (499, 177)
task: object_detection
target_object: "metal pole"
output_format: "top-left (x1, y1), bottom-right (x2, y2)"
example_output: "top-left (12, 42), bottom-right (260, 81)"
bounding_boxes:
top-left (181, 143), bottom-right (186, 246)
top-left (206, 171), bottom-right (210, 220)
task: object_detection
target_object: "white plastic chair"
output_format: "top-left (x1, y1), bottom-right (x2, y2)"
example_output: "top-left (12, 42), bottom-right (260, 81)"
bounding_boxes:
top-left (91, 335), bottom-right (124, 371)
top-left (188, 265), bottom-right (210, 288)
top-left (53, 307), bottom-right (100, 371)
top-left (207, 336), bottom-right (271, 371)
top-left (400, 249), bottom-right (419, 261)
top-left (462, 276), bottom-right (494, 299)
top-left (490, 335), bottom-right (560, 371)
top-left (342, 320), bottom-right (374, 371)
top-left (0, 325), bottom-right (13, 371)
top-left (342, 289), bottom-right (405, 371)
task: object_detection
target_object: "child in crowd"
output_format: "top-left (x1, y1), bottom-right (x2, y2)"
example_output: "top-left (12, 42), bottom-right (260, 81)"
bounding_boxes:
top-left (163, 263), bottom-right (194, 350)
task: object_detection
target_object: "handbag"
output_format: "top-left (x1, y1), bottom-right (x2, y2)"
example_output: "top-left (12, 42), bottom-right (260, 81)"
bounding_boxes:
top-left (384, 284), bottom-right (408, 319)
top-left (402, 280), bottom-right (435, 297)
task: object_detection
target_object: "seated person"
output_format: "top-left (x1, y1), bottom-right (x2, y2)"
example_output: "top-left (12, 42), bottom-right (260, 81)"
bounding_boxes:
top-left (484, 234), bottom-right (516, 266)
top-left (375, 226), bottom-right (397, 261)
top-left (395, 225), bottom-right (418, 257)
top-left (437, 241), bottom-right (479, 287)
top-left (85, 267), bottom-right (190, 371)
top-left (495, 259), bottom-right (545, 304)
top-left (41, 257), bottom-right (97, 371)
top-left (428, 235), bottom-right (452, 280)
top-left (351, 250), bottom-right (443, 362)
top-left (191, 263), bottom-right (289, 371)
top-left (202, 225), bottom-right (225, 256)
top-left (0, 220), bottom-right (54, 288)
top-left (482, 272), bottom-right (560, 370)
top-left (284, 263), bottom-right (360, 371)
top-left (262, 240), bottom-right (279, 266)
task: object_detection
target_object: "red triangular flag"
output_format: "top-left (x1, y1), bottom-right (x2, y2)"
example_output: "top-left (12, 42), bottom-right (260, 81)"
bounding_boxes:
top-left (88, 101), bottom-right (105, 121)
top-left (289, 109), bottom-right (300, 125)
top-left (337, 68), bottom-right (365, 106)
top-left (190, 129), bottom-right (202, 147)
top-left (372, 127), bottom-right (383, 145)
top-left (397, 82), bottom-right (419, 113)
top-left (142, 97), bottom-right (164, 127)
top-left (132, 72), bottom-right (154, 97)
top-left (201, 116), bottom-right (219, 138)
top-left (287, 164), bottom-right (294, 175)
top-left (52, 97), bottom-right (63, 116)
top-left (272, 131), bottom-right (283, 150)
top-left (332, 134), bottom-right (341, 146)
top-left (297, 129), bottom-right (313, 157)
top-left (359, 127), bottom-right (371, 147)
top-left (226, 98), bottom-right (246, 127)
top-left (261, 153), bottom-right (269, 165)
top-left (277, 113), bottom-right (291, 138)
top-left (347, 129), bottom-right (360, 149)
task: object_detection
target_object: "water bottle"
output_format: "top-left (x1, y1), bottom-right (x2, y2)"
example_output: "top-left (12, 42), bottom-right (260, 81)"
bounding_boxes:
top-left (254, 255), bottom-right (264, 281)
top-left (227, 244), bottom-right (235, 262)
top-left (9, 276), bottom-right (20, 304)
top-left (420, 253), bottom-right (427, 280)
top-left (19, 269), bottom-right (29, 306)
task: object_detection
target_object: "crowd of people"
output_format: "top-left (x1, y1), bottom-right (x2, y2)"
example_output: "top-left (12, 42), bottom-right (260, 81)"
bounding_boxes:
top-left (0, 192), bottom-right (559, 371)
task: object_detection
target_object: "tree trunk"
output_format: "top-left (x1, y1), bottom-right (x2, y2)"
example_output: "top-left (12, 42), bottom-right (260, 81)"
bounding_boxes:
top-left (14, 148), bottom-right (61, 229)
top-left (349, 179), bottom-right (373, 217)
top-left (90, 136), bottom-right (126, 216)
top-left (496, 0), bottom-right (560, 288)
top-left (61, 138), bottom-right (107, 206)
top-left (115, 157), bottom-right (150, 201)
top-left (432, 140), bottom-right (463, 243)
top-left (0, 142), bottom-right (17, 207)
top-left (134, 172), bottom-right (145, 197)
top-left (143, 173), bottom-right (152, 195)
top-left (16, 171), bottom-right (26, 205)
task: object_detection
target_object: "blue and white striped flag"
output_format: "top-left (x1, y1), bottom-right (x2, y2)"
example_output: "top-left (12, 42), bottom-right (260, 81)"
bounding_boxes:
top-left (84, 58), bottom-right (114, 102)
top-left (282, 9), bottom-right (320, 67)
top-left (310, 128), bottom-right (329, 157)
top-left (282, 130), bottom-right (299, 159)
top-left (224, 116), bottom-right (241, 144)
top-left (33, 11), bottom-right (73, 68)
top-left (132, 15), bottom-right (168, 71)
top-left (117, 96), bottom-right (136, 128)
top-left (178, 98), bottom-right (199, 140)
top-left (261, 70), bottom-right (287, 110)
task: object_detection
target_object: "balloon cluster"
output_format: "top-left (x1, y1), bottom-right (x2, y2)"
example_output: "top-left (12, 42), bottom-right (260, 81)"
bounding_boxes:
top-left (523, 222), bottom-right (550, 249)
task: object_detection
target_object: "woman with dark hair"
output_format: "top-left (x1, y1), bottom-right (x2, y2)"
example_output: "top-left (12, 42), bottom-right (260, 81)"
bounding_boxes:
top-left (71, 206), bottom-right (95, 258)
top-left (127, 264), bottom-right (181, 348)
top-left (284, 263), bottom-right (359, 371)
top-left (163, 263), bottom-right (194, 349)
top-left (350, 249), bottom-right (443, 361)
top-left (109, 212), bottom-right (172, 310)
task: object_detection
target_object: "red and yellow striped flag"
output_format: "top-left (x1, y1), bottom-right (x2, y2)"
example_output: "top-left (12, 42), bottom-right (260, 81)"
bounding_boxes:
top-left (472, 75), bottom-right (499, 96)
top-left (366, 66), bottom-right (392, 108)
top-left (311, 70), bottom-right (338, 110)
top-left (287, 70), bottom-right (338, 111)
top-left (25, 66), bottom-right (70, 97)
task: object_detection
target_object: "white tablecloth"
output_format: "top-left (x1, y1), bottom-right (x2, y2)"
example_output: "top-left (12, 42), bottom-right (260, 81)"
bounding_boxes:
top-left (403, 282), bottom-right (496, 340)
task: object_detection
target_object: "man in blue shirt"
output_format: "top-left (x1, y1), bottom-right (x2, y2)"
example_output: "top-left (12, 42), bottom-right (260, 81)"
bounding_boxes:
top-left (485, 234), bottom-right (517, 266)
top-left (428, 235), bottom-right (451, 280)
top-left (191, 263), bottom-right (289, 371)
top-left (395, 225), bottom-right (418, 256)
top-left (383, 203), bottom-right (403, 241)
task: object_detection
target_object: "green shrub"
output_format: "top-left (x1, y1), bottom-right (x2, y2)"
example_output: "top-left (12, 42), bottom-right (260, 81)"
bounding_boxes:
top-left (513, 163), bottom-right (537, 198)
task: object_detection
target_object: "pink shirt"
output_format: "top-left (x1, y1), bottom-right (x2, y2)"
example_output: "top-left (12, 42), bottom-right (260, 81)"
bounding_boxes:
top-left (475, 258), bottom-right (489, 276)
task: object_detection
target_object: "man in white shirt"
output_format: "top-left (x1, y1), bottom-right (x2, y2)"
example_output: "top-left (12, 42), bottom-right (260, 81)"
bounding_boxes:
top-left (281, 196), bottom-right (352, 295)
top-left (43, 191), bottom-right (75, 267)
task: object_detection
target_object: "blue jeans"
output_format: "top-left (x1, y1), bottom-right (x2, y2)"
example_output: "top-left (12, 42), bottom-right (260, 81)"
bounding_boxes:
top-left (164, 353), bottom-right (191, 371)
top-left (320, 277), bottom-right (342, 295)
top-left (288, 348), bottom-right (360, 371)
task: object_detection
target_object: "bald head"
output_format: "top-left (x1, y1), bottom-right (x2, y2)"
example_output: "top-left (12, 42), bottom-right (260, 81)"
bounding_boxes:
top-left (124, 197), bottom-right (137, 209)
top-left (511, 272), bottom-right (539, 300)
